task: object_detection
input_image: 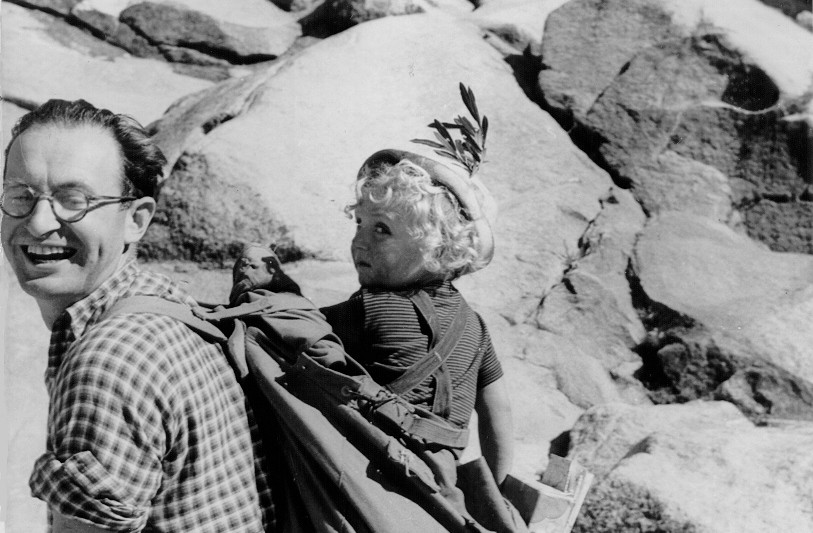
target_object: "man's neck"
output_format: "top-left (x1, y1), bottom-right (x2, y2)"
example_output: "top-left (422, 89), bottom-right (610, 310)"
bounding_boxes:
top-left (37, 298), bottom-right (75, 331)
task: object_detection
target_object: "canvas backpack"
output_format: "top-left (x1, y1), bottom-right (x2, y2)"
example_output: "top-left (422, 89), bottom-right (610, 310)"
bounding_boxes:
top-left (100, 291), bottom-right (528, 533)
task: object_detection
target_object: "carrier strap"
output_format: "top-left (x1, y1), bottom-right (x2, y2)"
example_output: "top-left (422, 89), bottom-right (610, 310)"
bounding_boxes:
top-left (375, 403), bottom-right (469, 450)
top-left (100, 295), bottom-right (228, 343)
top-left (386, 291), bottom-right (469, 419)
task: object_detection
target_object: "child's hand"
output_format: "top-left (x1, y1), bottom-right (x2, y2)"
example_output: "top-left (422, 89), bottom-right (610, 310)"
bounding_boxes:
top-left (230, 243), bottom-right (302, 304)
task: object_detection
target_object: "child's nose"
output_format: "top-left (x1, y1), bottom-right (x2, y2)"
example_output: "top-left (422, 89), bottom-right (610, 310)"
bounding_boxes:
top-left (352, 229), bottom-right (368, 250)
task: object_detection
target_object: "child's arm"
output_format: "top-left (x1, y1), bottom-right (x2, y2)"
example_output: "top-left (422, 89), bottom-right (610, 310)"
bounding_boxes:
top-left (475, 376), bottom-right (514, 486)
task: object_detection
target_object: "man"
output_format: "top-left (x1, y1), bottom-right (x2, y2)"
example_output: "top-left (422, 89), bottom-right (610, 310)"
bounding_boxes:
top-left (1, 99), bottom-right (274, 532)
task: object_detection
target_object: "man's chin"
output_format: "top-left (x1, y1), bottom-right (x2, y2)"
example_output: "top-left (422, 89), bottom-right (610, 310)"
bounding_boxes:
top-left (18, 275), bottom-right (82, 309)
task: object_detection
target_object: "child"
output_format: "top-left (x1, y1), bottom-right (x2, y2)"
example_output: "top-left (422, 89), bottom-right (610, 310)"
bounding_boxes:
top-left (320, 153), bottom-right (514, 479)
top-left (319, 86), bottom-right (522, 531)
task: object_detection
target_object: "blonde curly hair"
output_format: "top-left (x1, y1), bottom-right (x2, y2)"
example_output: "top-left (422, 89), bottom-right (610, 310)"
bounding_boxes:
top-left (347, 159), bottom-right (486, 279)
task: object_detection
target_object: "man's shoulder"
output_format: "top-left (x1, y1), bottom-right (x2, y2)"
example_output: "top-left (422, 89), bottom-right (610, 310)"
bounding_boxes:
top-left (73, 311), bottom-right (198, 360)
top-left (65, 308), bottom-right (224, 395)
top-left (72, 266), bottom-right (217, 363)
top-left (123, 265), bottom-right (195, 305)
top-left (97, 265), bottom-right (200, 329)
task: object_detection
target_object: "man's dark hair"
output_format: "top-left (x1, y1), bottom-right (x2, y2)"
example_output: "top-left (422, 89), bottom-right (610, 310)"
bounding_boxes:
top-left (4, 99), bottom-right (166, 199)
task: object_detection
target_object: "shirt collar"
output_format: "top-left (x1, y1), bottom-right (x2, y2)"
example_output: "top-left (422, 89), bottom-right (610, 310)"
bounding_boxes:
top-left (63, 258), bottom-right (141, 341)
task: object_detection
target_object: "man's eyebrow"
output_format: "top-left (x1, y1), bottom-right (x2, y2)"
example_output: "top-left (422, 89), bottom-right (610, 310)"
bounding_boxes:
top-left (1, 179), bottom-right (92, 191)
top-left (2, 179), bottom-right (26, 186)
top-left (52, 181), bottom-right (94, 192)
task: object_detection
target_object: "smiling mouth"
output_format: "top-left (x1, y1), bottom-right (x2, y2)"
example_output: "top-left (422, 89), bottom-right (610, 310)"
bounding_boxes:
top-left (22, 245), bottom-right (77, 262)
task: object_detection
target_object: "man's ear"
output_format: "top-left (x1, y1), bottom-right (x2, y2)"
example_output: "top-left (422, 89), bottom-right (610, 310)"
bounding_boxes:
top-left (124, 196), bottom-right (156, 244)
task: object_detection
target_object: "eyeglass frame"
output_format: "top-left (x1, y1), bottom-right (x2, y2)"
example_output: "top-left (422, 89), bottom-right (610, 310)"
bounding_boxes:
top-left (0, 185), bottom-right (139, 223)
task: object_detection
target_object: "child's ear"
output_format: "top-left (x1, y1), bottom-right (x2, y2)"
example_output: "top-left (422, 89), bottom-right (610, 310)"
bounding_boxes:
top-left (124, 197), bottom-right (156, 244)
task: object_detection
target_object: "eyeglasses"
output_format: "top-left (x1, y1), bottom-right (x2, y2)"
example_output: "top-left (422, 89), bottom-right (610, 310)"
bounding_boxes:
top-left (0, 185), bottom-right (137, 223)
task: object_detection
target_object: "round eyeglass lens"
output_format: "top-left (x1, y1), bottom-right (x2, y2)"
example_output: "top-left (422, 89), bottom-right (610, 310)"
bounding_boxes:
top-left (1, 187), bottom-right (36, 217)
top-left (53, 190), bottom-right (90, 219)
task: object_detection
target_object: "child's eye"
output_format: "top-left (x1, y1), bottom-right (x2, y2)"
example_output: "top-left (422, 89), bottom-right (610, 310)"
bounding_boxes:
top-left (374, 222), bottom-right (391, 235)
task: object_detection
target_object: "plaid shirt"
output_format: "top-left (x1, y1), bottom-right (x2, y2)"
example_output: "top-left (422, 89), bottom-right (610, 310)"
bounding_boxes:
top-left (29, 260), bottom-right (274, 532)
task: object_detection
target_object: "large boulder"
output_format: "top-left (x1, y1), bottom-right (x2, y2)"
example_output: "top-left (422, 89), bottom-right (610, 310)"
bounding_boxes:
top-left (756, 0), bottom-right (811, 18)
top-left (467, 0), bottom-right (570, 54)
top-left (632, 212), bottom-right (813, 421)
top-left (6, 0), bottom-right (81, 15)
top-left (538, 0), bottom-right (680, 122)
top-left (538, 0), bottom-right (813, 254)
top-left (530, 187), bottom-right (652, 408)
top-left (568, 402), bottom-right (813, 533)
top-left (300, 0), bottom-right (424, 38)
top-left (119, 0), bottom-right (301, 61)
top-left (1, 2), bottom-right (214, 125)
top-left (68, 0), bottom-right (300, 64)
top-left (299, 0), bottom-right (474, 39)
top-left (69, 0), bottom-right (167, 61)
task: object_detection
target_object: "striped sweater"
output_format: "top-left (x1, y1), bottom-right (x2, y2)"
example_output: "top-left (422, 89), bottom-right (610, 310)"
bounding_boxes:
top-left (321, 281), bottom-right (503, 429)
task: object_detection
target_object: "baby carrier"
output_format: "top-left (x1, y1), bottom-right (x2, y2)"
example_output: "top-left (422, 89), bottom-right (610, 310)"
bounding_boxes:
top-left (101, 291), bottom-right (590, 532)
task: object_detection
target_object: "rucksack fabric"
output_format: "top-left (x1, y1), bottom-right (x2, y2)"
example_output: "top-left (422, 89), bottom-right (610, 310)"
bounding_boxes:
top-left (100, 292), bottom-right (521, 533)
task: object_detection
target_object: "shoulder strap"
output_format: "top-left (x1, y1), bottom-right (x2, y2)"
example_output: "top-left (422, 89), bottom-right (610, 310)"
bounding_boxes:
top-left (409, 290), bottom-right (441, 348)
top-left (100, 295), bottom-right (228, 343)
top-left (386, 291), bottom-right (469, 396)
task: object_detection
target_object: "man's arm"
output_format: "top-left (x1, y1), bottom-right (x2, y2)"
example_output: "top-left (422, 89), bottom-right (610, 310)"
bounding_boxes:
top-left (31, 319), bottom-right (169, 532)
top-left (475, 377), bottom-right (514, 486)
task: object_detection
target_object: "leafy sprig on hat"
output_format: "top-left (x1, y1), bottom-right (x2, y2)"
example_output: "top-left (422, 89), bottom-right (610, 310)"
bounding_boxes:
top-left (411, 83), bottom-right (488, 175)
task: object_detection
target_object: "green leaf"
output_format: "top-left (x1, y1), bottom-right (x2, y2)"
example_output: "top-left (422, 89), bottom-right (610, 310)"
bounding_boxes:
top-left (430, 119), bottom-right (455, 145)
top-left (459, 82), bottom-right (470, 108)
top-left (461, 84), bottom-right (480, 124)
top-left (411, 138), bottom-right (446, 150)
top-left (432, 131), bottom-right (454, 151)
top-left (459, 116), bottom-right (476, 134)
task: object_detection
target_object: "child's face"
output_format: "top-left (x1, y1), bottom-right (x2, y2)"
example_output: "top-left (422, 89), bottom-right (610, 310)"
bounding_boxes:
top-left (351, 200), bottom-right (431, 290)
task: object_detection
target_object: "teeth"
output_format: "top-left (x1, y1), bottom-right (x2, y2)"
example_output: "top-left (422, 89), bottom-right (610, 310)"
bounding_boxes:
top-left (27, 245), bottom-right (66, 256)
top-left (23, 245), bottom-right (75, 261)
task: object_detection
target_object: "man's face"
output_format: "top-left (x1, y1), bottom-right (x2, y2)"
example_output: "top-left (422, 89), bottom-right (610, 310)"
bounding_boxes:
top-left (2, 125), bottom-right (137, 318)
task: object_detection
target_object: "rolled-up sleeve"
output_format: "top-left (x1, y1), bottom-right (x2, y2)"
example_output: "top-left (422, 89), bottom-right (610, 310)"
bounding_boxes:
top-left (31, 451), bottom-right (149, 531)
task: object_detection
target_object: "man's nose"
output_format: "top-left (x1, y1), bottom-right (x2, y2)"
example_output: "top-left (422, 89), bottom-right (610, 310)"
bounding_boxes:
top-left (25, 198), bottom-right (61, 236)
